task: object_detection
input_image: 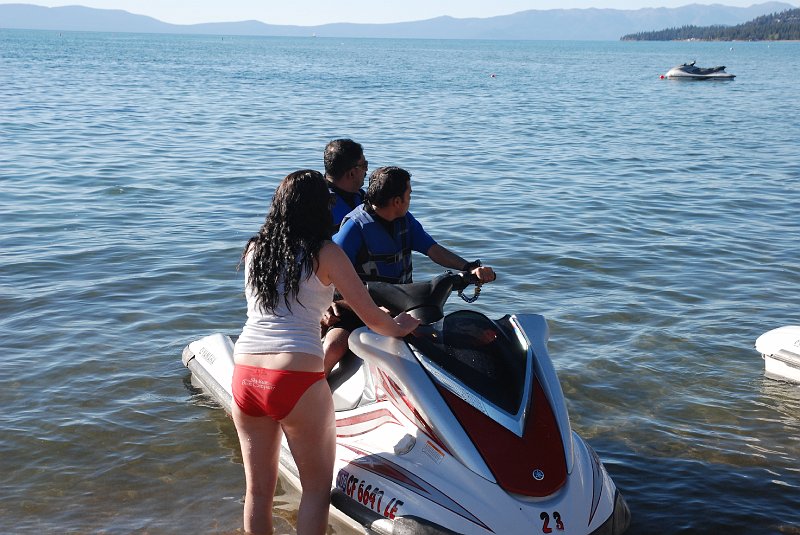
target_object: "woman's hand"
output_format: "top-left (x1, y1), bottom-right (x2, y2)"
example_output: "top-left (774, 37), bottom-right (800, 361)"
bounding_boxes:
top-left (393, 312), bottom-right (421, 336)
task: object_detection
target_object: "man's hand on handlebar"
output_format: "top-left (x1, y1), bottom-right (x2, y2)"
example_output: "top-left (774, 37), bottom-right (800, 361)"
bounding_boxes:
top-left (471, 265), bottom-right (496, 284)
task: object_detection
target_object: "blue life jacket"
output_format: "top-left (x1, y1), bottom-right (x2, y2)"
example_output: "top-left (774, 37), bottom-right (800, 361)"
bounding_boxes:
top-left (341, 205), bottom-right (413, 284)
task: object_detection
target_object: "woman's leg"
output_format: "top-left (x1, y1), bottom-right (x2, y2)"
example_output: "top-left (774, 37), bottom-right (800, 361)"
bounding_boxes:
top-left (281, 378), bottom-right (336, 535)
top-left (232, 404), bottom-right (283, 535)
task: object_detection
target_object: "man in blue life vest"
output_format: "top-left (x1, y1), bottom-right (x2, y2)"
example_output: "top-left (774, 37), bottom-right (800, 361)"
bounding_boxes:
top-left (324, 138), bottom-right (368, 234)
top-left (322, 165), bottom-right (496, 374)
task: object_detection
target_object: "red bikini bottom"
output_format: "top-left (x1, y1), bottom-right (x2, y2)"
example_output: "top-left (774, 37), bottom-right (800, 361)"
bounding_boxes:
top-left (232, 364), bottom-right (325, 421)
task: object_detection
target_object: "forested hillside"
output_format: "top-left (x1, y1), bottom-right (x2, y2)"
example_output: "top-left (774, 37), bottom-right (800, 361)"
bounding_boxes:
top-left (621, 7), bottom-right (800, 40)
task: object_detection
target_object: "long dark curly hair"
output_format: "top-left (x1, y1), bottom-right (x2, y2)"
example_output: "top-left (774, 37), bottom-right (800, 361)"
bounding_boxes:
top-left (243, 170), bottom-right (333, 314)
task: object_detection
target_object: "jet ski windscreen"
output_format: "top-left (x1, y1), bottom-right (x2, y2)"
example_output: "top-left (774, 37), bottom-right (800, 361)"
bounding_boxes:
top-left (409, 311), bottom-right (527, 414)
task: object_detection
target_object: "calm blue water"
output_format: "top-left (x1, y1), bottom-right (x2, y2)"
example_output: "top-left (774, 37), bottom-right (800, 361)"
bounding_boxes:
top-left (1, 29), bottom-right (799, 533)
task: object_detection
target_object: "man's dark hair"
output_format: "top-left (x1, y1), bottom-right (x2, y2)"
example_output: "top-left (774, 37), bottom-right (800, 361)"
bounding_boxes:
top-left (366, 166), bottom-right (411, 209)
top-left (324, 139), bottom-right (363, 181)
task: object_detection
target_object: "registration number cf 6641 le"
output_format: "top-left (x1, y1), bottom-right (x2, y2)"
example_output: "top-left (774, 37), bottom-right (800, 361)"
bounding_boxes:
top-left (336, 469), bottom-right (567, 531)
top-left (336, 470), bottom-right (404, 520)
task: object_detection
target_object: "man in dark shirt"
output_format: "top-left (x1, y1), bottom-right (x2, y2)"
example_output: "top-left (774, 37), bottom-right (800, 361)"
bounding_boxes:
top-left (323, 139), bottom-right (368, 234)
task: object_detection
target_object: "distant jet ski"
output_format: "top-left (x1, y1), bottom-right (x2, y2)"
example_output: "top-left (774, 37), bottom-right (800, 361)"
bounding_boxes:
top-left (665, 61), bottom-right (735, 80)
top-left (755, 326), bottom-right (800, 384)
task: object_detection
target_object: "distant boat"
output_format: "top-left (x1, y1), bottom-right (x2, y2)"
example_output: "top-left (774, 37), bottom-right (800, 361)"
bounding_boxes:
top-left (755, 326), bottom-right (800, 383)
top-left (664, 61), bottom-right (735, 80)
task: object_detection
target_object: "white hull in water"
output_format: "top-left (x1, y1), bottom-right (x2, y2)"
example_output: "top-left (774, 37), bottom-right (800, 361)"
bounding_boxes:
top-left (182, 272), bottom-right (630, 534)
top-left (755, 326), bottom-right (800, 384)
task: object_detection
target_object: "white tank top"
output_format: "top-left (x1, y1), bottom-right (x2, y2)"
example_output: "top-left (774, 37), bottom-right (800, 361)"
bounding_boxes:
top-left (234, 252), bottom-right (334, 359)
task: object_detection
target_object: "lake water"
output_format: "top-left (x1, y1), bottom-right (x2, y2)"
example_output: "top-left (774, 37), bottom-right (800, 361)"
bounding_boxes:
top-left (1, 29), bottom-right (799, 534)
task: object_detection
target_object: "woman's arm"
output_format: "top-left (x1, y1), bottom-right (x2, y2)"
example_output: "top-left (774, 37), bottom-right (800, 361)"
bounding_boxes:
top-left (318, 242), bottom-right (419, 337)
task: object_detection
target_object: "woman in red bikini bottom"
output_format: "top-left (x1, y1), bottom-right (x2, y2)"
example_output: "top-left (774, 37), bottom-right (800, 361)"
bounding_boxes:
top-left (231, 170), bottom-right (419, 535)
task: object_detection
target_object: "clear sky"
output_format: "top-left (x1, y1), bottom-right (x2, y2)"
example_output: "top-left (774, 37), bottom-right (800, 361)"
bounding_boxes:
top-left (4, 1), bottom-right (796, 25)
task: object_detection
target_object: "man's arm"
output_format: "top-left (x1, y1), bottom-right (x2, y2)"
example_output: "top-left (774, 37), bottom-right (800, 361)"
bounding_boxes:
top-left (407, 212), bottom-right (496, 283)
top-left (426, 243), bottom-right (496, 283)
top-left (426, 243), bottom-right (468, 270)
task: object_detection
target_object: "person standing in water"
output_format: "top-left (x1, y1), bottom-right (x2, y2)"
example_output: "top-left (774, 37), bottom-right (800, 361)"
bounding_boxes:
top-left (231, 170), bottom-right (419, 534)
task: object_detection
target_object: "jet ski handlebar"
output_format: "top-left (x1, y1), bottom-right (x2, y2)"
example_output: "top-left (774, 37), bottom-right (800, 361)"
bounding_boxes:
top-left (366, 270), bottom-right (482, 325)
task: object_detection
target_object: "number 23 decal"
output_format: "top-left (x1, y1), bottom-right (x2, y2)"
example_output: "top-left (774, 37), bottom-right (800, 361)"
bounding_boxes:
top-left (540, 511), bottom-right (565, 533)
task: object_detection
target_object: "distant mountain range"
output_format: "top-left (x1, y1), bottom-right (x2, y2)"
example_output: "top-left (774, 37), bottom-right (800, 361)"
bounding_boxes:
top-left (0, 2), bottom-right (797, 40)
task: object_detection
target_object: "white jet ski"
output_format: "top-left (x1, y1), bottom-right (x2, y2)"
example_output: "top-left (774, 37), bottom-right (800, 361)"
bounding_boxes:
top-left (755, 326), bottom-right (800, 384)
top-left (665, 61), bottom-right (735, 80)
top-left (182, 271), bottom-right (631, 534)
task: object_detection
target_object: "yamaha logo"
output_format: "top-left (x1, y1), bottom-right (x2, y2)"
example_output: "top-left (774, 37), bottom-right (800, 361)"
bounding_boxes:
top-left (532, 469), bottom-right (545, 481)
